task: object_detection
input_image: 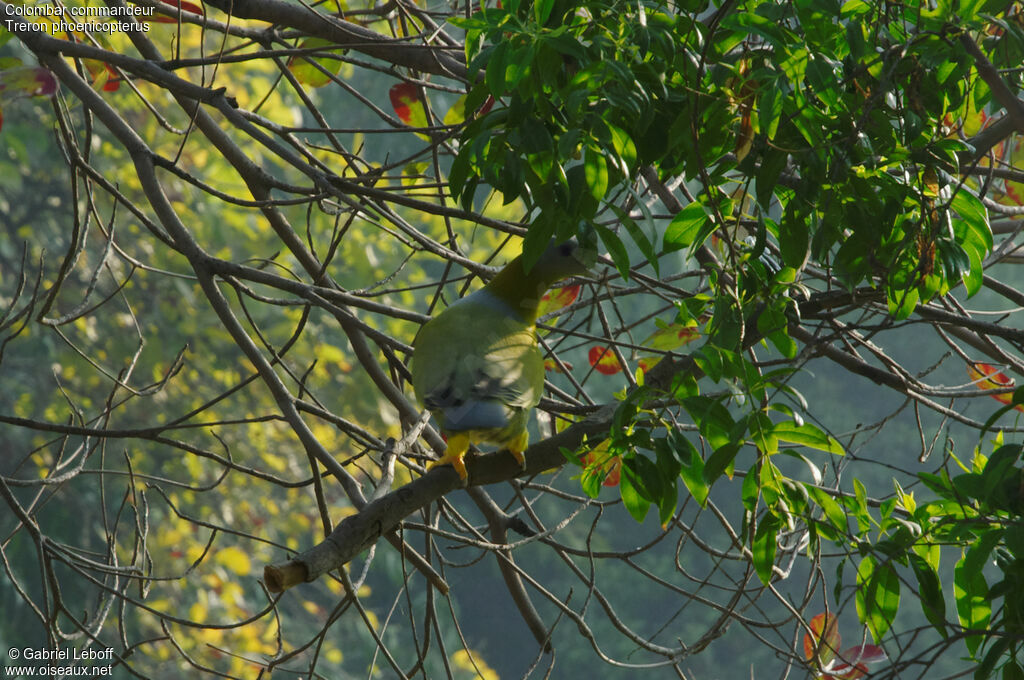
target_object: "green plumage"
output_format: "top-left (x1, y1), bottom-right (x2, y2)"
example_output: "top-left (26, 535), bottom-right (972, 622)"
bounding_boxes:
top-left (410, 240), bottom-right (593, 478)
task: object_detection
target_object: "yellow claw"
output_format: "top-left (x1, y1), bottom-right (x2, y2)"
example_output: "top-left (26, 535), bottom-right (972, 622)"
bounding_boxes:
top-left (429, 432), bottom-right (470, 480)
top-left (507, 430), bottom-right (529, 469)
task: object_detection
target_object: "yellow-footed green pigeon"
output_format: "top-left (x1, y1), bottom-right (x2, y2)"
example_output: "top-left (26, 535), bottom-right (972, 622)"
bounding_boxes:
top-left (411, 240), bottom-right (594, 479)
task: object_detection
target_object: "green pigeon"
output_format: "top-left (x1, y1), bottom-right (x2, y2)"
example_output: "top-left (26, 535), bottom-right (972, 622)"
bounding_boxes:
top-left (410, 240), bottom-right (594, 479)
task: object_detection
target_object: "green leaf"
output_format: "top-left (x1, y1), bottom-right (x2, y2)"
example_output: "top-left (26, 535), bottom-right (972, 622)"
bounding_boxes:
top-left (620, 462), bottom-right (651, 522)
top-left (806, 485), bottom-right (847, 540)
top-left (752, 516), bottom-right (779, 585)
top-left (595, 223), bottom-right (631, 279)
top-left (681, 394), bottom-right (736, 448)
top-left (288, 38), bottom-right (343, 88)
top-left (742, 465), bottom-right (760, 511)
top-left (980, 444), bottom-right (1022, 503)
top-left (443, 94), bottom-right (469, 127)
top-left (951, 189), bottom-right (992, 253)
top-left (605, 121), bottom-right (637, 176)
top-left (616, 205), bottom-right (660, 276)
top-left (955, 535), bottom-right (996, 656)
top-left (628, 455), bottom-right (664, 503)
top-left (767, 329), bottom-right (798, 358)
top-left (778, 213), bottom-right (809, 268)
top-left (963, 243), bottom-right (984, 297)
top-left (748, 412), bottom-right (779, 455)
top-left (703, 443), bottom-right (740, 486)
top-left (976, 636), bottom-right (1011, 680)
top-left (773, 421), bottom-right (844, 455)
top-left (721, 11), bottom-right (789, 47)
top-left (759, 87), bottom-right (783, 140)
top-left (657, 476), bottom-right (678, 526)
top-left (887, 284), bottom-right (920, 320)
top-left (584, 148), bottom-right (609, 201)
top-left (856, 555), bottom-right (901, 642)
top-left (560, 445), bottom-right (582, 465)
top-left (580, 462), bottom-right (604, 498)
top-left (673, 433), bottom-right (709, 506)
top-left (533, 0), bottom-right (555, 25)
top-left (1003, 660), bottom-right (1024, 680)
top-left (909, 553), bottom-right (947, 637)
top-left (664, 202), bottom-right (712, 252)
top-left (485, 41), bottom-right (509, 96)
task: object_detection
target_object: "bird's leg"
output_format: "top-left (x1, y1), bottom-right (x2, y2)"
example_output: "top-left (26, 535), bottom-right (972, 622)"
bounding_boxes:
top-left (507, 430), bottom-right (529, 470)
top-left (429, 432), bottom-right (470, 480)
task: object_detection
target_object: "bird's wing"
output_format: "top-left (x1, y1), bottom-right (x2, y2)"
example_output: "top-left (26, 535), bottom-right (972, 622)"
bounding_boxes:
top-left (411, 295), bottom-right (544, 423)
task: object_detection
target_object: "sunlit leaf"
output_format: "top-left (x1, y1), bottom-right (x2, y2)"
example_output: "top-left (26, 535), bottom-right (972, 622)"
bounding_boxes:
top-left (287, 38), bottom-right (343, 88)
top-left (664, 202), bottom-right (712, 252)
top-left (81, 60), bottom-right (120, 92)
top-left (803, 612), bottom-right (840, 664)
top-left (0, 66), bottom-right (57, 100)
top-left (967, 361), bottom-right (1024, 412)
top-left (537, 284), bottom-right (580, 318)
top-left (389, 82), bottom-right (428, 128)
top-left (543, 358), bottom-right (573, 373)
top-left (643, 323), bottom-right (701, 352)
top-left (828, 644), bottom-right (887, 679)
top-left (855, 555), bottom-right (900, 643)
top-left (581, 441), bottom-right (620, 487)
top-left (773, 421), bottom-right (844, 455)
top-left (588, 345), bottom-right (623, 375)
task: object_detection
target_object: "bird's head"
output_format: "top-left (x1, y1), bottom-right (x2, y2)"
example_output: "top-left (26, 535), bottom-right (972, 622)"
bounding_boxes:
top-left (528, 237), bottom-right (597, 283)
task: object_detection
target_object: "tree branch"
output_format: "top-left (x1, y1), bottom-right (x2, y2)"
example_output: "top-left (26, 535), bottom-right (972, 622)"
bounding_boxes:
top-left (202, 0), bottom-right (468, 81)
top-left (263, 404), bottom-right (615, 591)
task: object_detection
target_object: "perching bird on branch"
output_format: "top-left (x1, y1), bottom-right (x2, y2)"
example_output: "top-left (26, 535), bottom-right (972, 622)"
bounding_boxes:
top-left (410, 239), bottom-right (595, 479)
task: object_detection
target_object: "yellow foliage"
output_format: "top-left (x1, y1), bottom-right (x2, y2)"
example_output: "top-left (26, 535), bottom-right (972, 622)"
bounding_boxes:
top-left (189, 601), bottom-right (208, 623)
top-left (310, 421), bottom-right (338, 452)
top-left (196, 626), bottom-right (224, 647)
top-left (260, 618), bottom-right (279, 642)
top-left (14, 392), bottom-right (33, 418)
top-left (261, 441), bottom-right (289, 473)
top-left (147, 598), bottom-right (172, 613)
top-left (334, 505), bottom-right (357, 520)
top-left (314, 342), bottom-right (352, 374)
top-left (186, 544), bottom-right (206, 565)
top-left (219, 581), bottom-right (244, 607)
top-left (364, 609), bottom-right (379, 631)
top-left (451, 649), bottom-right (500, 680)
top-left (203, 573), bottom-right (225, 591)
top-left (215, 546), bottom-right (251, 575)
top-left (159, 528), bottom-right (184, 549)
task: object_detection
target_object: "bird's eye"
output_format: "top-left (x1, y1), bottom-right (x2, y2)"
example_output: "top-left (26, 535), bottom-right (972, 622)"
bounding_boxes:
top-left (558, 243), bottom-right (573, 256)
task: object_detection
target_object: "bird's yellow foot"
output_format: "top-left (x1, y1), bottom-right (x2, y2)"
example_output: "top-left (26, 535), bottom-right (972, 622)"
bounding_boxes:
top-left (508, 430), bottom-right (529, 470)
top-left (429, 433), bottom-right (470, 480)
top-left (509, 448), bottom-right (526, 469)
